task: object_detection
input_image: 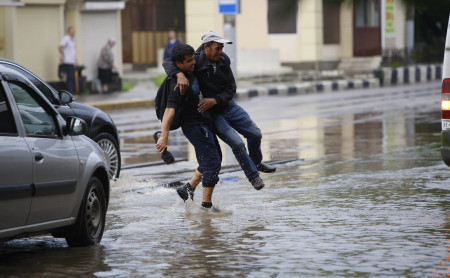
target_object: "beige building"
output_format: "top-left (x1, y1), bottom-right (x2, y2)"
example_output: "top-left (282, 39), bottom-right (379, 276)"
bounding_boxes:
top-left (0, 0), bottom-right (65, 81)
top-left (0, 0), bottom-right (124, 86)
top-left (185, 0), bottom-right (409, 76)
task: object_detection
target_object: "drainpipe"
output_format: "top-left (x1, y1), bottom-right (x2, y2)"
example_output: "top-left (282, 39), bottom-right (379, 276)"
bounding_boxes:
top-left (405, 2), bottom-right (414, 65)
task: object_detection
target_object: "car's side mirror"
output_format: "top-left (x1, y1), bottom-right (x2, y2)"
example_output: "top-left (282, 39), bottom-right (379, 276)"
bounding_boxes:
top-left (65, 117), bottom-right (87, 136)
top-left (59, 90), bottom-right (73, 105)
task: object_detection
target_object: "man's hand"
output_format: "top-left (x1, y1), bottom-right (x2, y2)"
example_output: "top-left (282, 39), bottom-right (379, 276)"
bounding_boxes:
top-left (155, 135), bottom-right (168, 154)
top-left (198, 98), bottom-right (217, 113)
top-left (174, 73), bottom-right (189, 95)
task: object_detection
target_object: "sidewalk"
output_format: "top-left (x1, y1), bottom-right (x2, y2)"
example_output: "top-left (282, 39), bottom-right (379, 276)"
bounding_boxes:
top-left (75, 69), bottom-right (159, 111)
top-left (76, 64), bottom-right (443, 111)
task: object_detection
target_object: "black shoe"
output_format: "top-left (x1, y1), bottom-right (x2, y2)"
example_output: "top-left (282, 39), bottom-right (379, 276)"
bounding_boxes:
top-left (250, 176), bottom-right (265, 190)
top-left (153, 131), bottom-right (175, 164)
top-left (176, 183), bottom-right (195, 202)
top-left (257, 162), bottom-right (276, 173)
top-left (201, 202), bottom-right (221, 213)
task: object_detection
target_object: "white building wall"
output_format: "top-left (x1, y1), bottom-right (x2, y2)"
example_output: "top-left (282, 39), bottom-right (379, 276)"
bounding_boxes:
top-left (16, 5), bottom-right (63, 81)
top-left (393, 0), bottom-right (406, 50)
top-left (383, 0), bottom-right (406, 51)
top-left (185, 0), bottom-right (223, 48)
top-left (80, 11), bottom-right (121, 80)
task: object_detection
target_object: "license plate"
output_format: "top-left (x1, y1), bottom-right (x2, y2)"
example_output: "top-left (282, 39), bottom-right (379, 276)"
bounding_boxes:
top-left (442, 120), bottom-right (450, 130)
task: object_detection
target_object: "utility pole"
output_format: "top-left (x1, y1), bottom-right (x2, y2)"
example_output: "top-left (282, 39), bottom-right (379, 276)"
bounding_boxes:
top-left (223, 14), bottom-right (237, 79)
top-left (218, 0), bottom-right (239, 79)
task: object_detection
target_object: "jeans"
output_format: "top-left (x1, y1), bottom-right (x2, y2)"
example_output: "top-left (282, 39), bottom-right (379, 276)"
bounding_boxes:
top-left (63, 63), bottom-right (75, 94)
top-left (213, 100), bottom-right (262, 181)
top-left (182, 124), bottom-right (221, 187)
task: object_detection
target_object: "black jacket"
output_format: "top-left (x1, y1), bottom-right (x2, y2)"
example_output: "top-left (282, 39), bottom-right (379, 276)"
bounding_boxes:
top-left (166, 73), bottom-right (212, 126)
top-left (162, 51), bottom-right (236, 113)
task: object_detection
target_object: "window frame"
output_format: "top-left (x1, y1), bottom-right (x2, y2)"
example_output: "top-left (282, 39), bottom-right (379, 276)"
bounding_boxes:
top-left (0, 81), bottom-right (18, 136)
top-left (6, 81), bottom-right (62, 139)
top-left (1, 61), bottom-right (61, 106)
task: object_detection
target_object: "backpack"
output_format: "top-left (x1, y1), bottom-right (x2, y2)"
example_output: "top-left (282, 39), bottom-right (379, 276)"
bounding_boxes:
top-left (154, 76), bottom-right (184, 130)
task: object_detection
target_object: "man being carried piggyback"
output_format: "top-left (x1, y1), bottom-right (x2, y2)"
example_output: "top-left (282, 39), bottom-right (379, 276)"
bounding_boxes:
top-left (155, 43), bottom-right (222, 211)
top-left (163, 30), bottom-right (276, 191)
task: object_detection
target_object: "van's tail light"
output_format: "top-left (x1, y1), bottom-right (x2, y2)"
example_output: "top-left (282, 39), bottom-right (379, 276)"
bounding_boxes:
top-left (442, 79), bottom-right (450, 119)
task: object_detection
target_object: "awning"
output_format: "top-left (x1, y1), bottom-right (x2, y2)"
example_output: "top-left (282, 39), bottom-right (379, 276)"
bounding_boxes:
top-left (83, 1), bottom-right (124, 11)
top-left (0, 0), bottom-right (24, 6)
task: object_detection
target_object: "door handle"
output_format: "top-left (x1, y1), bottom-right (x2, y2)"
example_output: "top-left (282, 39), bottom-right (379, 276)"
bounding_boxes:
top-left (34, 152), bottom-right (44, 161)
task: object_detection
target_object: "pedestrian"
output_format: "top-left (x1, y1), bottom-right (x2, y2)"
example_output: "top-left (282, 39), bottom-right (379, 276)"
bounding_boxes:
top-left (58, 26), bottom-right (77, 93)
top-left (163, 29), bottom-right (182, 60)
top-left (97, 37), bottom-right (116, 94)
top-left (162, 30), bottom-right (276, 191)
top-left (156, 43), bottom-right (222, 211)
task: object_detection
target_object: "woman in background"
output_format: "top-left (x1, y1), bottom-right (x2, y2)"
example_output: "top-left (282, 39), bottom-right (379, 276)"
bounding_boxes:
top-left (98, 37), bottom-right (116, 94)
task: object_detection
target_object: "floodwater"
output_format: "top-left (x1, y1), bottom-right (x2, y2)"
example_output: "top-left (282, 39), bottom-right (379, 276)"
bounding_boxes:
top-left (0, 83), bottom-right (449, 277)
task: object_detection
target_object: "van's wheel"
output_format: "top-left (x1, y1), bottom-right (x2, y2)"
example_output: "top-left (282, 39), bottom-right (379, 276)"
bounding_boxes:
top-left (65, 176), bottom-right (106, 247)
top-left (94, 132), bottom-right (121, 180)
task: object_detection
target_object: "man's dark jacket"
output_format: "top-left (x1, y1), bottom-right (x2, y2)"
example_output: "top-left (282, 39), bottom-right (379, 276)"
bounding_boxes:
top-left (163, 50), bottom-right (236, 113)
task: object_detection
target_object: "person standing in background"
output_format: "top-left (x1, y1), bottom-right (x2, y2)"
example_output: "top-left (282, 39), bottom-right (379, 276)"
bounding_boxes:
top-left (97, 37), bottom-right (116, 94)
top-left (163, 29), bottom-right (182, 60)
top-left (58, 26), bottom-right (77, 93)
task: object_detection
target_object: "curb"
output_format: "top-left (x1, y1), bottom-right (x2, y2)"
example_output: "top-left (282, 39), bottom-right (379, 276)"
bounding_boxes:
top-left (374, 64), bottom-right (442, 86)
top-left (235, 77), bottom-right (380, 100)
top-left (85, 98), bottom-right (154, 111)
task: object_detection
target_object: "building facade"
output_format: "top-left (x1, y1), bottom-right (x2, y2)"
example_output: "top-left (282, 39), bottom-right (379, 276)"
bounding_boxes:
top-left (184, 0), bottom-right (409, 75)
top-left (0, 0), bottom-right (124, 84)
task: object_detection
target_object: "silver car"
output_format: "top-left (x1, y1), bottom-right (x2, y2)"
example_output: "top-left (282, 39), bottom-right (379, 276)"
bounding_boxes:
top-left (0, 64), bottom-right (110, 247)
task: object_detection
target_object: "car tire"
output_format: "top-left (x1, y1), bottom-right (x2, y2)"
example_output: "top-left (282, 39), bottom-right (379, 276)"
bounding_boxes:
top-left (65, 176), bottom-right (107, 247)
top-left (94, 132), bottom-right (121, 180)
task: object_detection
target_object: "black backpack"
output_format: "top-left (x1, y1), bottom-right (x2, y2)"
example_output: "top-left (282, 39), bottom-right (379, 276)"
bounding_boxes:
top-left (154, 76), bottom-right (184, 130)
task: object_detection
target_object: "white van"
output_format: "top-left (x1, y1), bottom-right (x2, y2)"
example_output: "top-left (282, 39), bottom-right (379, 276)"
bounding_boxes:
top-left (441, 14), bottom-right (450, 165)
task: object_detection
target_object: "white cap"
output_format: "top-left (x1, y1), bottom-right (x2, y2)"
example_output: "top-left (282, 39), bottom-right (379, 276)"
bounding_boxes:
top-left (201, 30), bottom-right (232, 44)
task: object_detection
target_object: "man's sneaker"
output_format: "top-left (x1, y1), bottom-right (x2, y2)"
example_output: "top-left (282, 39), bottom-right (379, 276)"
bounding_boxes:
top-left (257, 162), bottom-right (276, 173)
top-left (250, 176), bottom-right (265, 190)
top-left (176, 183), bottom-right (195, 202)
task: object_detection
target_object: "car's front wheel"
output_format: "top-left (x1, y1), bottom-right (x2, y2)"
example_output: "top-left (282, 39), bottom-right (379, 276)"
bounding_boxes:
top-left (65, 176), bottom-right (106, 247)
top-left (94, 132), bottom-right (121, 180)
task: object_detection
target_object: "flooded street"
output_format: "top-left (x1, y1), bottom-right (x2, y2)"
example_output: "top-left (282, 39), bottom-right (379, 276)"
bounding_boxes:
top-left (1, 82), bottom-right (449, 277)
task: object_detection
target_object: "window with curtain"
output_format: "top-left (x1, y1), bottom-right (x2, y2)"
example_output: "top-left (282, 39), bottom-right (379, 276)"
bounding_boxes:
top-left (323, 0), bottom-right (341, 44)
top-left (267, 0), bottom-right (297, 34)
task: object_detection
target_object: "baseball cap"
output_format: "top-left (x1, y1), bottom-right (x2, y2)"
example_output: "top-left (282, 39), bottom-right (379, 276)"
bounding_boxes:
top-left (201, 30), bottom-right (232, 44)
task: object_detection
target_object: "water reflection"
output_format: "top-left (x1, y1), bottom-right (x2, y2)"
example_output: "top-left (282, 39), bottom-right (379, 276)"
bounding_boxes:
top-left (1, 86), bottom-right (448, 277)
top-left (0, 238), bottom-right (110, 276)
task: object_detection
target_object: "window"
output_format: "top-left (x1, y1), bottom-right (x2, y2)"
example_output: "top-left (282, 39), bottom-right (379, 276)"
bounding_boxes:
top-left (0, 85), bottom-right (17, 135)
top-left (323, 0), bottom-right (340, 44)
top-left (9, 83), bottom-right (58, 138)
top-left (268, 0), bottom-right (297, 34)
top-left (355, 0), bottom-right (380, 27)
top-left (2, 63), bottom-right (58, 104)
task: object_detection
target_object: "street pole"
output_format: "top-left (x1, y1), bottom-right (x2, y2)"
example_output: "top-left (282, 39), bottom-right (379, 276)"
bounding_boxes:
top-left (224, 14), bottom-right (237, 79)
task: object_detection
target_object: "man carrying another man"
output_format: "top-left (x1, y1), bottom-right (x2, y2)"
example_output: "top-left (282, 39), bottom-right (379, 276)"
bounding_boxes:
top-left (156, 43), bottom-right (221, 211)
top-left (162, 30), bottom-right (275, 193)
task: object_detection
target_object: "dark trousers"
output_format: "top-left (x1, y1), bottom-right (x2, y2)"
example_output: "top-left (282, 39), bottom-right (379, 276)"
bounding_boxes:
top-left (182, 124), bottom-right (222, 187)
top-left (63, 63), bottom-right (75, 93)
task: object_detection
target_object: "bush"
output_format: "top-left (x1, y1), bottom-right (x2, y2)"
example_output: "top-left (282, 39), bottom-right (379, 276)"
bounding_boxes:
top-left (151, 74), bottom-right (167, 87)
top-left (121, 81), bottom-right (135, 91)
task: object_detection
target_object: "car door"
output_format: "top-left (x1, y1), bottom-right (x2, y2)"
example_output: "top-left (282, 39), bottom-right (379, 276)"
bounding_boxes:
top-left (5, 78), bottom-right (80, 224)
top-left (0, 80), bottom-right (33, 231)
